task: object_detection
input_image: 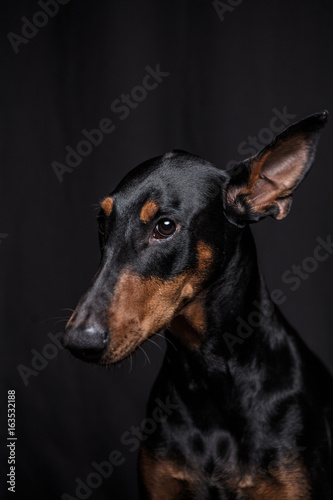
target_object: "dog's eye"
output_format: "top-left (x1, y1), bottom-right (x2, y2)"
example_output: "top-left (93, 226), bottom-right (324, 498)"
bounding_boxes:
top-left (153, 219), bottom-right (176, 239)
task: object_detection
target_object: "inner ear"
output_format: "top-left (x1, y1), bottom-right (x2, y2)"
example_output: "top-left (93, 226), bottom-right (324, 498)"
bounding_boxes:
top-left (225, 111), bottom-right (328, 226)
top-left (246, 136), bottom-right (308, 219)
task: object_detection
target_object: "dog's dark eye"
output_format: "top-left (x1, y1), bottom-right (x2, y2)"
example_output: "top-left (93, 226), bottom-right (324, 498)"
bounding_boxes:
top-left (153, 219), bottom-right (176, 239)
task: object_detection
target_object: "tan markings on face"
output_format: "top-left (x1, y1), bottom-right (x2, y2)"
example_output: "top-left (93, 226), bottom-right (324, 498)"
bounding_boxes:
top-left (100, 197), bottom-right (113, 216)
top-left (100, 241), bottom-right (213, 363)
top-left (196, 240), bottom-right (214, 273)
top-left (140, 200), bottom-right (159, 223)
top-left (169, 295), bottom-right (206, 349)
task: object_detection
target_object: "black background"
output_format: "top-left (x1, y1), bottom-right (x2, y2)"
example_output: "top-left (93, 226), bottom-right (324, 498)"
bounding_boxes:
top-left (1, 1), bottom-right (333, 499)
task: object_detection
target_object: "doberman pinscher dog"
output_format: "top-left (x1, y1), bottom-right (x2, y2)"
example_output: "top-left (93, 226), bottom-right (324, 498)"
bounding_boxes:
top-left (63, 111), bottom-right (333, 499)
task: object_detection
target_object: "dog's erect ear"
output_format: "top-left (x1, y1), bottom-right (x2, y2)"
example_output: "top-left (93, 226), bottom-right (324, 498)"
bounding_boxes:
top-left (224, 111), bottom-right (328, 227)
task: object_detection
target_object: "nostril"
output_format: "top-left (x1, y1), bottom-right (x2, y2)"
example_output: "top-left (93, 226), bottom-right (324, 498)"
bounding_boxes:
top-left (63, 326), bottom-right (109, 363)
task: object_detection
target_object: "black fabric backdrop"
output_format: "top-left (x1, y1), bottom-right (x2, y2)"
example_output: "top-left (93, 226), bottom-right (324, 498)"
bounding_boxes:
top-left (1, 1), bottom-right (333, 499)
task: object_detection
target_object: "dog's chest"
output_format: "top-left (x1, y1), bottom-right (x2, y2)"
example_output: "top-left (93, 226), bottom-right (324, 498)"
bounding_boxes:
top-left (142, 406), bottom-right (311, 499)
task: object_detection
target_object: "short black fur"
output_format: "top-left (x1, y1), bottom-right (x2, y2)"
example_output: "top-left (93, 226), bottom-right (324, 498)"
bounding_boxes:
top-left (64, 111), bottom-right (332, 499)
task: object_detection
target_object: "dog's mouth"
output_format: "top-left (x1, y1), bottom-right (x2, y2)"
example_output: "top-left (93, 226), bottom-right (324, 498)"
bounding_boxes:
top-left (98, 327), bottom-right (165, 365)
top-left (64, 299), bottom-right (206, 366)
top-left (63, 241), bottom-right (213, 365)
top-left (63, 276), bottom-right (192, 365)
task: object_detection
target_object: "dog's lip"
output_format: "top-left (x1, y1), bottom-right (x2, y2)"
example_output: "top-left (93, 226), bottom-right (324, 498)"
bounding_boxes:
top-left (98, 327), bottom-right (167, 365)
top-left (100, 335), bottom-right (146, 364)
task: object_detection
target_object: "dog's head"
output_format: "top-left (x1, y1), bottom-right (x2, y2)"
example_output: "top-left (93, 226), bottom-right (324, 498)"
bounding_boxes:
top-left (63, 111), bottom-right (328, 364)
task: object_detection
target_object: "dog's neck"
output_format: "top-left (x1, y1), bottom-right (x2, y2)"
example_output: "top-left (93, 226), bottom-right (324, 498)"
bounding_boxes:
top-left (167, 227), bottom-right (291, 378)
top-left (160, 228), bottom-right (303, 468)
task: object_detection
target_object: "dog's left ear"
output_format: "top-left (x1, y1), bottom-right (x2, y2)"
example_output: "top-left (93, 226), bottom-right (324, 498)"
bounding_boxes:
top-left (225, 111), bottom-right (328, 227)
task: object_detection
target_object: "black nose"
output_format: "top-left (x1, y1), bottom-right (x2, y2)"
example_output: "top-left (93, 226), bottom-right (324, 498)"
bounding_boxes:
top-left (62, 326), bottom-right (108, 363)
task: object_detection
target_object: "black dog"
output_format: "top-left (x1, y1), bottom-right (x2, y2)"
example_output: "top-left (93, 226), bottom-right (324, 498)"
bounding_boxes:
top-left (64, 111), bottom-right (332, 499)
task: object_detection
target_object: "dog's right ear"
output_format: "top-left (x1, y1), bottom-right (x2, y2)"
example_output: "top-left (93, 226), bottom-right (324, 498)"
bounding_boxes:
top-left (224, 111), bottom-right (328, 227)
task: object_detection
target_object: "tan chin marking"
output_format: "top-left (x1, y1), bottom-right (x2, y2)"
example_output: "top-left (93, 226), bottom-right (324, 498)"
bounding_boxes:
top-left (101, 241), bottom-right (213, 362)
top-left (100, 197), bottom-right (113, 216)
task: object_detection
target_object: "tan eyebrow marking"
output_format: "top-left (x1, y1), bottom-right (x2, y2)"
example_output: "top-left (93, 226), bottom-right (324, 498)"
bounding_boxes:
top-left (100, 197), bottom-right (113, 216)
top-left (140, 200), bottom-right (159, 223)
